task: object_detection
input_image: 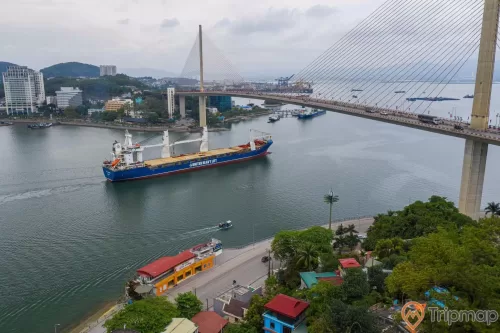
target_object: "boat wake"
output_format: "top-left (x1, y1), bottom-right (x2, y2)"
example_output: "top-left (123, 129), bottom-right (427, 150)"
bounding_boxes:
top-left (0, 184), bottom-right (93, 205)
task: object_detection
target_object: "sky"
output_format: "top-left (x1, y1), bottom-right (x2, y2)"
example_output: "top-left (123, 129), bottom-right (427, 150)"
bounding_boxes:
top-left (0, 0), bottom-right (385, 77)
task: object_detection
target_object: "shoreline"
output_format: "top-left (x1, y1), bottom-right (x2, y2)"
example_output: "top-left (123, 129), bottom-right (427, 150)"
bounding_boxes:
top-left (77, 217), bottom-right (375, 333)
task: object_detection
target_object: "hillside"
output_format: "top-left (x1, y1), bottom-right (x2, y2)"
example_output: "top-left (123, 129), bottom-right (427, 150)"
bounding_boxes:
top-left (41, 62), bottom-right (99, 78)
top-left (0, 61), bottom-right (18, 74)
top-left (44, 74), bottom-right (148, 99)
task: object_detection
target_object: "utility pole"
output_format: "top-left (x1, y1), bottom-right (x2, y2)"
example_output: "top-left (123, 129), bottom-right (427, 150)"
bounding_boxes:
top-left (198, 24), bottom-right (207, 127)
top-left (267, 249), bottom-right (271, 278)
top-left (206, 298), bottom-right (209, 311)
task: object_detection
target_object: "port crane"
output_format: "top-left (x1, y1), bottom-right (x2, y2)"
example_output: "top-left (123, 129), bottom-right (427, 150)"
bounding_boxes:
top-left (275, 74), bottom-right (294, 87)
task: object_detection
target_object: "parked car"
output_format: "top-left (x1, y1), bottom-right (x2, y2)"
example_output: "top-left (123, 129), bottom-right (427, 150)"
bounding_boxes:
top-left (454, 124), bottom-right (464, 130)
top-left (261, 256), bottom-right (271, 263)
top-left (380, 111), bottom-right (389, 116)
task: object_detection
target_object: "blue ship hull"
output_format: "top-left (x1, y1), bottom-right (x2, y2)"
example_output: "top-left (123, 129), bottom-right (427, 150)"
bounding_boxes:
top-left (297, 110), bottom-right (326, 119)
top-left (103, 141), bottom-right (273, 182)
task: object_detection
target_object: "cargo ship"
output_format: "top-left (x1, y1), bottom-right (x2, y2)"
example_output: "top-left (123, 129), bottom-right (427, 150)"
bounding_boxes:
top-left (102, 127), bottom-right (273, 182)
top-left (130, 238), bottom-right (223, 297)
top-left (297, 109), bottom-right (327, 119)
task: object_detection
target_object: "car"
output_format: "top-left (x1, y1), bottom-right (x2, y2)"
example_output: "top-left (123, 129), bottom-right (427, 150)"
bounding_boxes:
top-left (261, 256), bottom-right (270, 263)
top-left (357, 233), bottom-right (367, 240)
top-left (380, 111), bottom-right (389, 115)
top-left (454, 124), bottom-right (464, 130)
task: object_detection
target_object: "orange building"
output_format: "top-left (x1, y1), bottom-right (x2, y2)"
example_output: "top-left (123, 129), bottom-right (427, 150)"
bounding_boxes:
top-left (136, 239), bottom-right (222, 296)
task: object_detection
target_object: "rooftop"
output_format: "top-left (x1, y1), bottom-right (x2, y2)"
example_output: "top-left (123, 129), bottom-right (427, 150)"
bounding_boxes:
top-left (137, 250), bottom-right (196, 278)
top-left (299, 272), bottom-right (338, 289)
top-left (265, 294), bottom-right (309, 319)
top-left (223, 298), bottom-right (248, 318)
top-left (163, 318), bottom-right (197, 333)
top-left (339, 258), bottom-right (361, 269)
top-left (192, 311), bottom-right (228, 333)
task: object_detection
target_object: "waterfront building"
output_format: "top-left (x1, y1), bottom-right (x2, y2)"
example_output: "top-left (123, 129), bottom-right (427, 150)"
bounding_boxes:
top-left (163, 318), bottom-right (198, 333)
top-left (46, 96), bottom-right (57, 105)
top-left (263, 294), bottom-right (309, 333)
top-left (136, 239), bottom-right (221, 296)
top-left (338, 258), bottom-right (361, 277)
top-left (299, 272), bottom-right (343, 289)
top-left (191, 311), bottom-right (228, 333)
top-left (105, 98), bottom-right (132, 112)
top-left (167, 87), bottom-right (175, 118)
top-left (208, 96), bottom-right (232, 112)
top-left (214, 284), bottom-right (262, 322)
top-left (88, 108), bottom-right (105, 116)
top-left (56, 87), bottom-right (83, 109)
top-left (100, 65), bottom-right (117, 76)
top-left (2, 66), bottom-right (45, 114)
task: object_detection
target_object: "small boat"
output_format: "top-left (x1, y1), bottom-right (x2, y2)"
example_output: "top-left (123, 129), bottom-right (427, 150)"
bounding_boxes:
top-left (0, 121), bottom-right (13, 126)
top-left (218, 221), bottom-right (233, 230)
top-left (28, 122), bottom-right (52, 129)
top-left (395, 91), bottom-right (406, 94)
top-left (464, 94), bottom-right (474, 99)
top-left (297, 109), bottom-right (326, 119)
top-left (351, 89), bottom-right (363, 92)
top-left (268, 115), bottom-right (280, 123)
top-left (352, 95), bottom-right (358, 99)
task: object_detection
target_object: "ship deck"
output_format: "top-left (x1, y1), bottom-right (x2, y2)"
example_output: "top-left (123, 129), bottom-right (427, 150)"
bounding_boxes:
top-left (145, 146), bottom-right (248, 167)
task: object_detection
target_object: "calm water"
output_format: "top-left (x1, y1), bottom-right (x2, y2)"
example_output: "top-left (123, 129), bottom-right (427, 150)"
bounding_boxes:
top-left (2, 85), bottom-right (500, 332)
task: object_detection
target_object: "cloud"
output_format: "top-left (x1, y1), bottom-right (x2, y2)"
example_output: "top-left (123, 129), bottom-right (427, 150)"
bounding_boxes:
top-left (306, 5), bottom-right (336, 18)
top-left (161, 18), bottom-right (180, 28)
top-left (117, 18), bottom-right (130, 25)
top-left (219, 8), bottom-right (299, 35)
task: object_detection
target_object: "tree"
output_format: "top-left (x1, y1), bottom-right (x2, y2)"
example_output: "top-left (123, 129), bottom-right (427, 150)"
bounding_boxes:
top-left (373, 237), bottom-right (405, 259)
top-left (104, 297), bottom-right (180, 333)
top-left (364, 196), bottom-right (474, 250)
top-left (101, 111), bottom-right (118, 122)
top-left (175, 292), bottom-right (202, 319)
top-left (324, 190), bottom-right (339, 230)
top-left (296, 243), bottom-right (320, 271)
top-left (244, 295), bottom-right (268, 332)
top-left (63, 106), bottom-right (79, 119)
top-left (224, 323), bottom-right (258, 333)
top-left (484, 201), bottom-right (500, 217)
top-left (367, 266), bottom-right (388, 294)
top-left (340, 268), bottom-right (370, 304)
top-left (145, 112), bottom-right (159, 123)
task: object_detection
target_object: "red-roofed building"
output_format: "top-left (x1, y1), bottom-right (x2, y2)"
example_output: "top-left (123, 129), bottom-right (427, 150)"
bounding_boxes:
top-left (191, 311), bottom-right (228, 333)
top-left (338, 258), bottom-right (361, 277)
top-left (318, 276), bottom-right (344, 286)
top-left (263, 294), bottom-right (309, 333)
top-left (137, 250), bottom-right (196, 279)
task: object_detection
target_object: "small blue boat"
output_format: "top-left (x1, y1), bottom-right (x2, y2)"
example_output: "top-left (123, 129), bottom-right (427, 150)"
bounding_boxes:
top-left (297, 109), bottom-right (327, 119)
top-left (218, 221), bottom-right (233, 230)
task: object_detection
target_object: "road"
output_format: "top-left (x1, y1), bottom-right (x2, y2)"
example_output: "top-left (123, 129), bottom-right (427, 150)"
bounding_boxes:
top-left (178, 91), bottom-right (500, 146)
top-left (82, 217), bottom-right (374, 333)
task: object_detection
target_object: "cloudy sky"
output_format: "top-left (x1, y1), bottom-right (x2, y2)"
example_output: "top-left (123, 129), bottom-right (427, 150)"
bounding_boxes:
top-left (0, 0), bottom-right (385, 77)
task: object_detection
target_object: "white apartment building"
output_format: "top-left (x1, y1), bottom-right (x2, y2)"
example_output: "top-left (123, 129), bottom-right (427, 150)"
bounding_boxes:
top-left (46, 96), bottom-right (57, 105)
top-left (2, 66), bottom-right (45, 114)
top-left (100, 65), bottom-right (117, 76)
top-left (56, 87), bottom-right (83, 109)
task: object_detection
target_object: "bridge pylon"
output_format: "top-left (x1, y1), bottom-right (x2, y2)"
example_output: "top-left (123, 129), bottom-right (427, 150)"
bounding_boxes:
top-left (459, 0), bottom-right (499, 219)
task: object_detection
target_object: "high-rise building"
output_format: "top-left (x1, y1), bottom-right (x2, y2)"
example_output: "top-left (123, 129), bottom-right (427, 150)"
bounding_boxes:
top-left (208, 96), bottom-right (232, 112)
top-left (100, 65), bottom-right (117, 76)
top-left (56, 87), bottom-right (83, 109)
top-left (2, 66), bottom-right (45, 114)
top-left (167, 87), bottom-right (175, 118)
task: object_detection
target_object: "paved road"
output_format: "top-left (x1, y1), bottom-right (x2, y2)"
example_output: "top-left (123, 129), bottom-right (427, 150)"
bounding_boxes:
top-left (83, 217), bottom-right (374, 333)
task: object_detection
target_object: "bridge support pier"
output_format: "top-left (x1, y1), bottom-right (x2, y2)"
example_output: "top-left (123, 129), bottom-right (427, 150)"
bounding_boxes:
top-left (459, 140), bottom-right (488, 220)
top-left (199, 95), bottom-right (207, 127)
top-left (179, 95), bottom-right (186, 118)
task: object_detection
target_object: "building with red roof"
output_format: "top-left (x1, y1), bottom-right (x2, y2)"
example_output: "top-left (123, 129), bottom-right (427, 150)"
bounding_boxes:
top-left (137, 250), bottom-right (196, 279)
top-left (338, 258), bottom-right (361, 277)
top-left (191, 311), bottom-right (228, 333)
top-left (263, 294), bottom-right (309, 333)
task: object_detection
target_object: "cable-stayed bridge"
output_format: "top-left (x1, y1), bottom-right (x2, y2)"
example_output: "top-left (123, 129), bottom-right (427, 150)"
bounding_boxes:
top-left (173, 0), bottom-right (500, 219)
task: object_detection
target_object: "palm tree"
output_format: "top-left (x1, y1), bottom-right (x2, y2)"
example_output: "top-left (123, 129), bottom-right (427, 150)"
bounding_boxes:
top-left (324, 190), bottom-right (340, 230)
top-left (485, 202), bottom-right (500, 217)
top-left (296, 243), bottom-right (320, 271)
top-left (345, 224), bottom-right (358, 236)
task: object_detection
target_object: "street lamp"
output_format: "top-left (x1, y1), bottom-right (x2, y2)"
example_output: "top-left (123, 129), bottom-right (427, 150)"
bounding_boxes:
top-left (54, 324), bottom-right (60, 333)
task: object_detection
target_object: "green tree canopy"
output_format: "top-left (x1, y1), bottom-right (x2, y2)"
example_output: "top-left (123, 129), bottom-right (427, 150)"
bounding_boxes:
top-left (224, 323), bottom-right (258, 333)
top-left (340, 268), bottom-right (370, 304)
top-left (175, 292), bottom-right (203, 319)
top-left (364, 196), bottom-right (474, 250)
top-left (104, 297), bottom-right (180, 333)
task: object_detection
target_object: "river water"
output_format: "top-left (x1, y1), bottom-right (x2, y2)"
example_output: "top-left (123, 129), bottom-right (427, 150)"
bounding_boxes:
top-left (2, 84), bottom-right (500, 332)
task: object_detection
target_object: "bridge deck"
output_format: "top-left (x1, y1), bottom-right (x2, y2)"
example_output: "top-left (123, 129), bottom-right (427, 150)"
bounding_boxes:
top-left (177, 91), bottom-right (500, 147)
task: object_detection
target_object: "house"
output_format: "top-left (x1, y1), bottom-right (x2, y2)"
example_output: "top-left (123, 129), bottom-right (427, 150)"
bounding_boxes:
top-left (338, 258), bottom-right (361, 277)
top-left (263, 294), bottom-right (309, 333)
top-left (214, 284), bottom-right (262, 321)
top-left (299, 272), bottom-right (343, 289)
top-left (163, 318), bottom-right (198, 333)
top-left (191, 311), bottom-right (228, 333)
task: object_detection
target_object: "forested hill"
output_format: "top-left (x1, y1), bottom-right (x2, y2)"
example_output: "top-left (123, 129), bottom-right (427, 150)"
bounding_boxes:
top-left (41, 62), bottom-right (99, 78)
top-left (44, 74), bottom-right (148, 99)
top-left (0, 61), bottom-right (17, 74)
